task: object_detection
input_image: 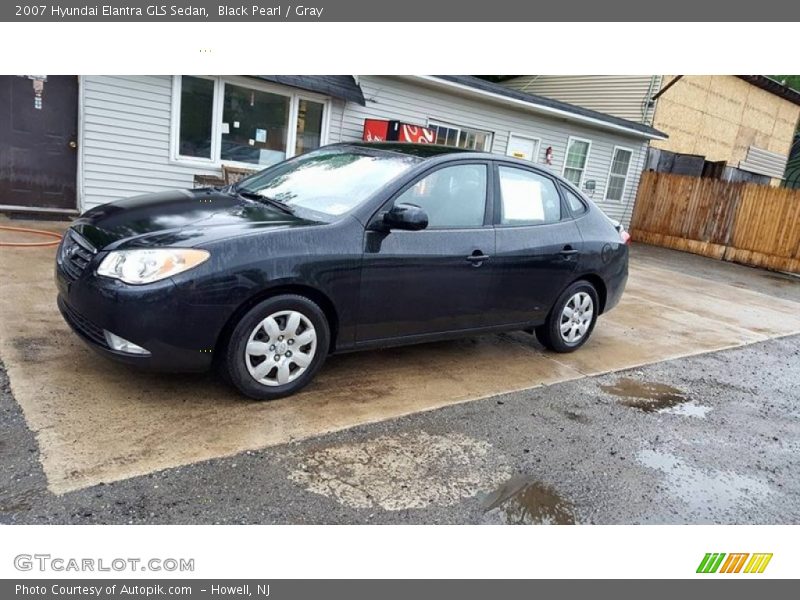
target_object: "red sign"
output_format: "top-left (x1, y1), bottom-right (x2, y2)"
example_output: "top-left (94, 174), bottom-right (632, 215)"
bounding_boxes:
top-left (363, 119), bottom-right (390, 142)
top-left (363, 119), bottom-right (435, 144)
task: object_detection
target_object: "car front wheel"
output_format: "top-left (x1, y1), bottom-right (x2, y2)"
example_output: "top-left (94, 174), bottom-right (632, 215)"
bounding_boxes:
top-left (535, 281), bottom-right (599, 353)
top-left (224, 294), bottom-right (330, 400)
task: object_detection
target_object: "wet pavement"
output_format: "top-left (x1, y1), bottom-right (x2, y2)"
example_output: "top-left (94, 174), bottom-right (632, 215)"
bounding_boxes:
top-left (1, 331), bottom-right (798, 524)
top-left (2, 219), bottom-right (800, 496)
top-left (1, 217), bottom-right (799, 523)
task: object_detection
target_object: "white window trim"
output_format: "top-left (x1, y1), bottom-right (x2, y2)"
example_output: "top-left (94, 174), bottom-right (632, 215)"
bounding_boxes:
top-left (562, 136), bottom-right (593, 188)
top-left (506, 132), bottom-right (541, 163)
top-left (604, 145), bottom-right (634, 203)
top-left (426, 118), bottom-right (493, 152)
top-left (169, 75), bottom-right (331, 170)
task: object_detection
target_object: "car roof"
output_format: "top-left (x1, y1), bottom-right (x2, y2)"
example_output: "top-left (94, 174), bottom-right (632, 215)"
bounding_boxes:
top-left (331, 141), bottom-right (482, 159)
top-left (326, 142), bottom-right (577, 181)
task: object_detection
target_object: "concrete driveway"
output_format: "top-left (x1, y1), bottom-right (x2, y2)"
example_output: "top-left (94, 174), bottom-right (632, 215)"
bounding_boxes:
top-left (1, 218), bottom-right (800, 495)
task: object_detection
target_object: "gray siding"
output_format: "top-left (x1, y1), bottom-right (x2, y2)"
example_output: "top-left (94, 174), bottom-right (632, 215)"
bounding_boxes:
top-left (330, 76), bottom-right (648, 225)
top-left (739, 146), bottom-right (789, 179)
top-left (504, 75), bottom-right (662, 125)
top-left (80, 75), bottom-right (648, 225)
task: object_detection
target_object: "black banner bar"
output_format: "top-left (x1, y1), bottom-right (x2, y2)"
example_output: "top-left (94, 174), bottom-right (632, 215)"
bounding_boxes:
top-left (2, 1), bottom-right (800, 22)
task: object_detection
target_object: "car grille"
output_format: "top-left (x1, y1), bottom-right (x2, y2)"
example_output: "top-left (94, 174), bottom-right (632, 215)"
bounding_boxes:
top-left (59, 229), bottom-right (97, 281)
top-left (58, 296), bottom-right (108, 348)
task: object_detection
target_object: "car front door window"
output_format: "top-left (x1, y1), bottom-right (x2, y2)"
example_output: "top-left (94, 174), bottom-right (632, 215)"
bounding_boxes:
top-left (394, 164), bottom-right (487, 229)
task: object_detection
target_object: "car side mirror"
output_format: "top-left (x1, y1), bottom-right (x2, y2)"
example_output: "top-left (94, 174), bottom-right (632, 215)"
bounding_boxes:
top-left (382, 202), bottom-right (428, 231)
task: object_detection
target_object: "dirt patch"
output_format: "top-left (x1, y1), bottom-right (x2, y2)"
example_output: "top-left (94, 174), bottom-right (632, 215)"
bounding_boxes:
top-left (288, 431), bottom-right (511, 511)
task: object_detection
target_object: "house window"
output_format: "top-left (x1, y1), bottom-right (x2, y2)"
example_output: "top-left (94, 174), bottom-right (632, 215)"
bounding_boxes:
top-left (563, 137), bottom-right (592, 187)
top-left (178, 76), bottom-right (215, 159)
top-left (221, 84), bottom-right (291, 167)
top-left (295, 99), bottom-right (325, 156)
top-left (173, 76), bottom-right (328, 166)
top-left (605, 147), bottom-right (633, 201)
top-left (428, 120), bottom-right (492, 151)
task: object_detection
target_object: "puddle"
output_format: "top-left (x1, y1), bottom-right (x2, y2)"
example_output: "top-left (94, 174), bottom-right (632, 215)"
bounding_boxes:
top-left (0, 489), bottom-right (39, 513)
top-left (601, 378), bottom-right (690, 412)
top-left (660, 402), bottom-right (712, 419)
top-left (637, 449), bottom-right (773, 514)
top-left (562, 410), bottom-right (590, 424)
top-left (481, 475), bottom-right (576, 524)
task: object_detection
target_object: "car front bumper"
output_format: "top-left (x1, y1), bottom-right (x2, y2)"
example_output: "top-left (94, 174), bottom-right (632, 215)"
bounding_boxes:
top-left (55, 260), bottom-right (216, 373)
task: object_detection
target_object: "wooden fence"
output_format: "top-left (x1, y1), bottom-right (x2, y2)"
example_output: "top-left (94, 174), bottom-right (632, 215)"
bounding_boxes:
top-left (630, 171), bottom-right (800, 274)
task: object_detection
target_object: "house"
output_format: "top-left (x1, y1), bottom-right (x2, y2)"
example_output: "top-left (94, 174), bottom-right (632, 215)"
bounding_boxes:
top-left (0, 75), bottom-right (667, 226)
top-left (502, 75), bottom-right (800, 185)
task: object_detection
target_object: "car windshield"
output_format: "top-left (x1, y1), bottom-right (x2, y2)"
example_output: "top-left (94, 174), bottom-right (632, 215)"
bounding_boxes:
top-left (235, 147), bottom-right (420, 220)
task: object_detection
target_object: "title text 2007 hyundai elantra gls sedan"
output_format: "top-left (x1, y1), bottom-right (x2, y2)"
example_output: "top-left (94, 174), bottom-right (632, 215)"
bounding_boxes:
top-left (55, 143), bottom-right (629, 400)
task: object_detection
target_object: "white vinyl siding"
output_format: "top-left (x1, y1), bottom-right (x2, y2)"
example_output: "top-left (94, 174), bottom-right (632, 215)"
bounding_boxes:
top-left (80, 75), bottom-right (222, 210)
top-left (738, 146), bottom-right (790, 179)
top-left (503, 75), bottom-right (663, 124)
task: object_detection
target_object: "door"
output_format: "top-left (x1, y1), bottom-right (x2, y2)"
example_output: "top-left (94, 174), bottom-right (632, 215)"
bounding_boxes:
top-left (491, 164), bottom-right (583, 325)
top-left (506, 134), bottom-right (539, 162)
top-left (357, 163), bottom-right (496, 342)
top-left (0, 76), bottom-right (78, 210)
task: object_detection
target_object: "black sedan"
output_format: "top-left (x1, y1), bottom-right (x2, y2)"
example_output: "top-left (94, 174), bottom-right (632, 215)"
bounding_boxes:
top-left (55, 143), bottom-right (629, 400)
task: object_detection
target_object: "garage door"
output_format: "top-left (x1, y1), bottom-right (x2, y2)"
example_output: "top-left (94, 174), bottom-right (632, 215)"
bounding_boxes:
top-left (0, 75), bottom-right (78, 211)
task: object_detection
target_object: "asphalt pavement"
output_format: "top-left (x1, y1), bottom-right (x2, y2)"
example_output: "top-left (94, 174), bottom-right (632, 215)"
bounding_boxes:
top-left (2, 331), bottom-right (799, 524)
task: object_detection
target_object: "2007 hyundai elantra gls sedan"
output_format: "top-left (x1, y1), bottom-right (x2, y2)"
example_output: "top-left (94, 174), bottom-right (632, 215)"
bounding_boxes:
top-left (55, 143), bottom-right (629, 400)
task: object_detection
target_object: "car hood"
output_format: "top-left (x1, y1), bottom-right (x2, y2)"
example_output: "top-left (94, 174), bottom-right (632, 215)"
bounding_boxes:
top-left (71, 188), bottom-right (321, 250)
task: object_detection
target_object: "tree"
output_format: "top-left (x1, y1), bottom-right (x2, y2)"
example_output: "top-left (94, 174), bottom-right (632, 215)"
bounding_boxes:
top-left (770, 75), bottom-right (800, 92)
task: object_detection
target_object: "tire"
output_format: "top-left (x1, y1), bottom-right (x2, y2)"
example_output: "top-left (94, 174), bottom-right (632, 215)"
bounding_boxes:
top-left (535, 281), bottom-right (599, 353)
top-left (223, 294), bottom-right (330, 400)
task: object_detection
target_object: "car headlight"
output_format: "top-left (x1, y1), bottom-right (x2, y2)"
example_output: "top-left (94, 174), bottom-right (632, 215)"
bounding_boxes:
top-left (97, 248), bottom-right (210, 284)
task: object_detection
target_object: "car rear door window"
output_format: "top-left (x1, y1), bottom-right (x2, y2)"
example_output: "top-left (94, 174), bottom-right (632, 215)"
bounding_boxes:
top-left (395, 164), bottom-right (487, 228)
top-left (497, 166), bottom-right (561, 225)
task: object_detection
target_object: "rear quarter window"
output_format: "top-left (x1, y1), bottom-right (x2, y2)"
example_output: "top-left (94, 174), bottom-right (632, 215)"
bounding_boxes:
top-left (563, 187), bottom-right (588, 215)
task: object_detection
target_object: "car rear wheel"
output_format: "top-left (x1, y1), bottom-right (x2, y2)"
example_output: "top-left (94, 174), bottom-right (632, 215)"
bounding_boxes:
top-left (224, 294), bottom-right (330, 400)
top-left (535, 281), bottom-right (599, 353)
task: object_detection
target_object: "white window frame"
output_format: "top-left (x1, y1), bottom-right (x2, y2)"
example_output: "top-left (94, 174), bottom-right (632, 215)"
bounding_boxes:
top-left (506, 132), bottom-right (541, 163)
top-left (562, 136), bottom-right (593, 189)
top-left (604, 145), bottom-right (634, 202)
top-left (426, 119), bottom-right (493, 152)
top-left (169, 75), bottom-right (331, 169)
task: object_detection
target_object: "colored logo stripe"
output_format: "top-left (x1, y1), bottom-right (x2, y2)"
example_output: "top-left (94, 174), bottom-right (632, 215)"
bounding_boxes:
top-left (697, 553), bottom-right (772, 574)
top-left (744, 553), bottom-right (773, 573)
top-left (697, 553), bottom-right (726, 573)
top-left (720, 553), bottom-right (749, 573)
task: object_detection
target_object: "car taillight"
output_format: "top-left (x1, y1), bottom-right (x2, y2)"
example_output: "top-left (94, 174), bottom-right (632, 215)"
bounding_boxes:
top-left (620, 230), bottom-right (631, 245)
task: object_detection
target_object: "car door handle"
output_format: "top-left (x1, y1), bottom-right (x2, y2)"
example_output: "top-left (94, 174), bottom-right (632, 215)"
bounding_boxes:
top-left (466, 253), bottom-right (490, 265)
top-left (559, 247), bottom-right (579, 256)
